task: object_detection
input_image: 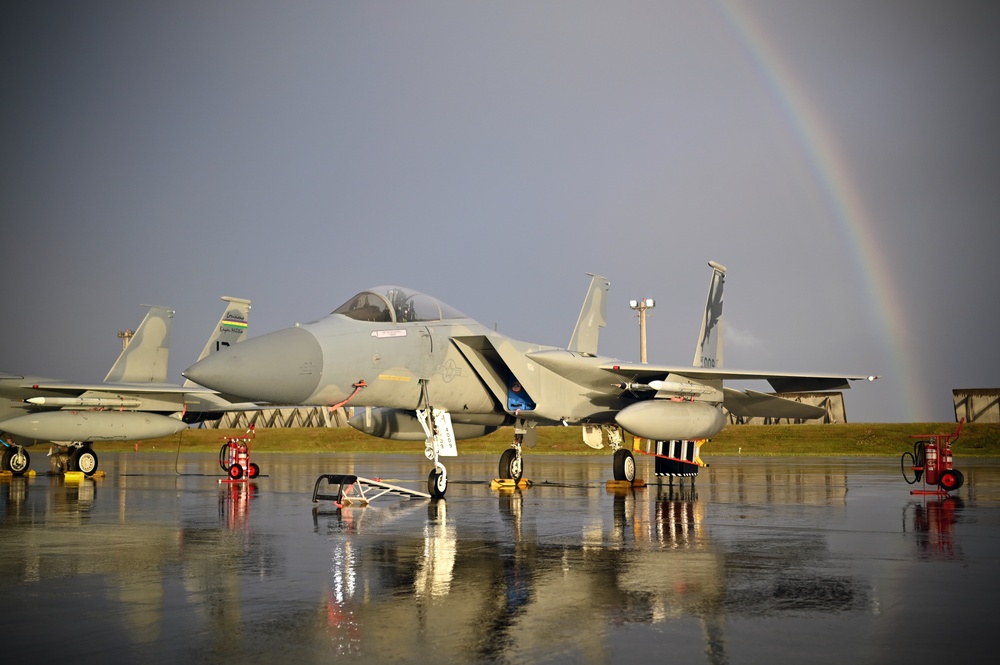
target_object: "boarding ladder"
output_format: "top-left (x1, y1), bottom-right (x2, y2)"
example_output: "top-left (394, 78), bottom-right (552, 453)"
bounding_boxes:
top-left (312, 474), bottom-right (431, 506)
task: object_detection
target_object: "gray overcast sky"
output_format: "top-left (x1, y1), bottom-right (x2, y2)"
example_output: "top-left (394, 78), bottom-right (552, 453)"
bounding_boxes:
top-left (2, 1), bottom-right (998, 423)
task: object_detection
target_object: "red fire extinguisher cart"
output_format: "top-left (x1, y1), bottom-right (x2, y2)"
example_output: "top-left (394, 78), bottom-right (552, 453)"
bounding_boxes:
top-left (218, 426), bottom-right (260, 482)
top-left (901, 419), bottom-right (965, 494)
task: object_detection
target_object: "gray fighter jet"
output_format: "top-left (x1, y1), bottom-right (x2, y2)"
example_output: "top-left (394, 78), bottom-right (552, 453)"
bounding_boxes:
top-left (184, 263), bottom-right (875, 497)
top-left (0, 297), bottom-right (252, 476)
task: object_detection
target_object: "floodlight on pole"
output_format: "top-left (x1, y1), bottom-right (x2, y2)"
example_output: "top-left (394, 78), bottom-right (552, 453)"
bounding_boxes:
top-left (629, 298), bottom-right (655, 363)
top-left (117, 329), bottom-right (134, 351)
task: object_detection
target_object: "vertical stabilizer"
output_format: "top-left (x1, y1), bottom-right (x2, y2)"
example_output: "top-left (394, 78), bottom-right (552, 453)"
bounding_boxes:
top-left (693, 261), bottom-right (726, 368)
top-left (103, 306), bottom-right (175, 383)
top-left (183, 297), bottom-right (251, 387)
top-left (568, 273), bottom-right (610, 356)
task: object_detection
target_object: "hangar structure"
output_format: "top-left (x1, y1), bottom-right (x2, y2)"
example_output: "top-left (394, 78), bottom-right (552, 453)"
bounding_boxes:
top-left (953, 389), bottom-right (1000, 423)
top-left (202, 406), bottom-right (350, 429)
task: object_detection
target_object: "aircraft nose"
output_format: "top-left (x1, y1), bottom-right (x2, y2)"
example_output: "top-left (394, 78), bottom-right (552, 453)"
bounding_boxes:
top-left (183, 326), bottom-right (323, 404)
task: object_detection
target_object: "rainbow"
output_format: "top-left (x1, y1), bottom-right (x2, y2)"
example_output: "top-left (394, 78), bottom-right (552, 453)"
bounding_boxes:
top-left (716, 1), bottom-right (928, 421)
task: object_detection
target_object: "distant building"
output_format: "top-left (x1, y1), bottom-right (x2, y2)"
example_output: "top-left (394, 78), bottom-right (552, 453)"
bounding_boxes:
top-left (953, 389), bottom-right (1000, 423)
top-left (202, 406), bottom-right (350, 429)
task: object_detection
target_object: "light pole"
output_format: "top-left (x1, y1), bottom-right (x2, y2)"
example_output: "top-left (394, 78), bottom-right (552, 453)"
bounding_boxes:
top-left (629, 298), bottom-right (655, 363)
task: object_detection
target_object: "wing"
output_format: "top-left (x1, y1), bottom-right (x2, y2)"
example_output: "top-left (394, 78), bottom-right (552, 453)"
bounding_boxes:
top-left (599, 362), bottom-right (873, 393)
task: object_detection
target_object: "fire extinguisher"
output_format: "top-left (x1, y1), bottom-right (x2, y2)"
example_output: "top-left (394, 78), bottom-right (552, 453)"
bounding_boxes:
top-left (941, 444), bottom-right (953, 472)
top-left (924, 441), bottom-right (938, 486)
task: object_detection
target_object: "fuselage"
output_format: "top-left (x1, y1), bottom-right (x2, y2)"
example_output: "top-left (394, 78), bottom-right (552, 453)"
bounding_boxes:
top-left (183, 285), bottom-right (729, 441)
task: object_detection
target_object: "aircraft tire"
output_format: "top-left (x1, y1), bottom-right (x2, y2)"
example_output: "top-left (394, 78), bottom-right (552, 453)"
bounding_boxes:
top-left (499, 448), bottom-right (523, 482)
top-left (74, 448), bottom-right (99, 476)
top-left (428, 468), bottom-right (447, 498)
top-left (6, 447), bottom-right (30, 476)
top-left (613, 449), bottom-right (635, 482)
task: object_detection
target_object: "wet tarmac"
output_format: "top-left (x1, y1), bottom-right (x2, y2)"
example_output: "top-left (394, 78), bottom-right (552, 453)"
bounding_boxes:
top-left (3, 452), bottom-right (999, 664)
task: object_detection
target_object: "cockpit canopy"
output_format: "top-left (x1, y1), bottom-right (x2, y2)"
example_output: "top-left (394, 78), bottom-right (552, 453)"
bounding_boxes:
top-left (332, 286), bottom-right (467, 323)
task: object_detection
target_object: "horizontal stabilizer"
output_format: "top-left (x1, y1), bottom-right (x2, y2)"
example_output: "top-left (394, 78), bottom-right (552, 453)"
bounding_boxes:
top-left (723, 388), bottom-right (827, 420)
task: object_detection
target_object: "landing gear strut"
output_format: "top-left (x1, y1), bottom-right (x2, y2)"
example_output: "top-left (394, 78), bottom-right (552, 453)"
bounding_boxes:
top-left (417, 406), bottom-right (457, 499)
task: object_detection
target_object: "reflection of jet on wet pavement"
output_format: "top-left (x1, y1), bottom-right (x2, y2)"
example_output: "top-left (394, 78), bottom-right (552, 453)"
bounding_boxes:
top-left (308, 481), bottom-right (871, 663)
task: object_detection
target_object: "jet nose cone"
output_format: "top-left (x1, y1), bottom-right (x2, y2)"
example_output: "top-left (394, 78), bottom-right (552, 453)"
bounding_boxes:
top-left (183, 326), bottom-right (323, 404)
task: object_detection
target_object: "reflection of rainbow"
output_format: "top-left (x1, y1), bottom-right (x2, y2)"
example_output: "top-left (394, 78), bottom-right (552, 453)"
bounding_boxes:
top-left (717, 2), bottom-right (925, 421)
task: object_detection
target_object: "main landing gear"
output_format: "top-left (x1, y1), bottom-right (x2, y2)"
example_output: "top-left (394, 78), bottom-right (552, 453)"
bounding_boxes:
top-left (45, 443), bottom-right (99, 476)
top-left (498, 423), bottom-right (527, 483)
top-left (70, 445), bottom-right (99, 476)
top-left (496, 423), bottom-right (636, 485)
top-left (2, 444), bottom-right (30, 476)
top-left (606, 426), bottom-right (636, 482)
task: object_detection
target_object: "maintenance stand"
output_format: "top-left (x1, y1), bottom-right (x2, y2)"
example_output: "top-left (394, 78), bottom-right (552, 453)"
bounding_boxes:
top-left (312, 474), bottom-right (431, 507)
top-left (635, 439), bottom-right (707, 487)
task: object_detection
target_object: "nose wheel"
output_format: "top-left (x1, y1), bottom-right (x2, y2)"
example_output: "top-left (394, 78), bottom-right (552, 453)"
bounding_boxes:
top-left (428, 465), bottom-right (448, 498)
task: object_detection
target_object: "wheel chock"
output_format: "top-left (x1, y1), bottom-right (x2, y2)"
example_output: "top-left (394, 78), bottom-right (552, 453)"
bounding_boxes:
top-left (490, 478), bottom-right (531, 490)
top-left (64, 471), bottom-right (85, 483)
top-left (605, 478), bottom-right (646, 490)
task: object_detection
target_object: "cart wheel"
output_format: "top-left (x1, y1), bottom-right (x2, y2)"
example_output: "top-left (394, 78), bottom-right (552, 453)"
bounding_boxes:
top-left (938, 469), bottom-right (964, 491)
top-left (247, 463), bottom-right (260, 479)
top-left (228, 464), bottom-right (243, 480)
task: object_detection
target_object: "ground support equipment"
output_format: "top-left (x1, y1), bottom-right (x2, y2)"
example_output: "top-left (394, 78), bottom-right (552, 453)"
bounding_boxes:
top-left (218, 426), bottom-right (260, 483)
top-left (635, 439), bottom-right (707, 485)
top-left (312, 474), bottom-right (431, 506)
top-left (902, 419), bottom-right (965, 495)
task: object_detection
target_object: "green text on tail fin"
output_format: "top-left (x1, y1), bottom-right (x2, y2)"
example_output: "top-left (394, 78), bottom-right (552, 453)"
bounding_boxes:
top-left (183, 296), bottom-right (251, 387)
